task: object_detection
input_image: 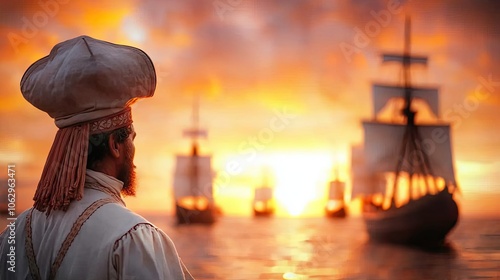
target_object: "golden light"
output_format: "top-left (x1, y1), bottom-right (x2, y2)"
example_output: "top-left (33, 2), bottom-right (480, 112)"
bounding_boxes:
top-left (122, 17), bottom-right (147, 43)
top-left (177, 196), bottom-right (209, 210)
top-left (266, 152), bottom-right (334, 217)
top-left (326, 200), bottom-right (343, 211)
top-left (282, 272), bottom-right (299, 279)
top-left (253, 201), bottom-right (265, 211)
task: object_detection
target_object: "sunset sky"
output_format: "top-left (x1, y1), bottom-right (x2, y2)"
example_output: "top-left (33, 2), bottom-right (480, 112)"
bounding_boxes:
top-left (0, 0), bottom-right (499, 217)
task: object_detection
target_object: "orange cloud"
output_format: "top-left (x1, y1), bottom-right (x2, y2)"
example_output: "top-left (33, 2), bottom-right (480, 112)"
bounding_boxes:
top-left (0, 0), bottom-right (499, 217)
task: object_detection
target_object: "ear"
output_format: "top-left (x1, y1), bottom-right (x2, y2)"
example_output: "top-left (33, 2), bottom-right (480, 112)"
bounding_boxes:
top-left (108, 133), bottom-right (121, 159)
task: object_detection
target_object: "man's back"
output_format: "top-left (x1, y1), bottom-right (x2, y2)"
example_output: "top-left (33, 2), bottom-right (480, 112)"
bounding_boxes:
top-left (0, 171), bottom-right (191, 280)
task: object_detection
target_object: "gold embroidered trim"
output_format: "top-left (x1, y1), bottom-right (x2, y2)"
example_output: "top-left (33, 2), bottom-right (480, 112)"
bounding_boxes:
top-left (89, 107), bottom-right (132, 134)
top-left (25, 209), bottom-right (42, 280)
top-left (49, 197), bottom-right (116, 279)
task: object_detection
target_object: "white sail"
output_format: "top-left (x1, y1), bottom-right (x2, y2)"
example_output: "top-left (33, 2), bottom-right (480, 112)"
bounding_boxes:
top-left (362, 121), bottom-right (456, 184)
top-left (173, 155), bottom-right (214, 201)
top-left (373, 84), bottom-right (440, 118)
top-left (350, 145), bottom-right (386, 198)
top-left (328, 181), bottom-right (345, 200)
top-left (254, 187), bottom-right (273, 202)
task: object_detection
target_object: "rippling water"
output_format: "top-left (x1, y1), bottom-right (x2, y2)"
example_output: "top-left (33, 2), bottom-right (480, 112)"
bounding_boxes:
top-left (150, 215), bottom-right (500, 280)
top-left (1, 213), bottom-right (498, 279)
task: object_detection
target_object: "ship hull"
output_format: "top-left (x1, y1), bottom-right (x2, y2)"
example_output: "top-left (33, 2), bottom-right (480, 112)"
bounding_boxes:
top-left (252, 199), bottom-right (274, 217)
top-left (253, 208), bottom-right (274, 217)
top-left (363, 188), bottom-right (459, 247)
top-left (325, 206), bottom-right (347, 218)
top-left (175, 204), bottom-right (216, 225)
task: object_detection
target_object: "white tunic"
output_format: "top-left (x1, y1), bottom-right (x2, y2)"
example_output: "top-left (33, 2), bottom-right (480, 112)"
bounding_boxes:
top-left (0, 170), bottom-right (194, 280)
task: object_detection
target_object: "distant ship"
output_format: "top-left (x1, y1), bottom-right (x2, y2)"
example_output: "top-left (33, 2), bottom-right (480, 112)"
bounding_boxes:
top-left (252, 169), bottom-right (275, 217)
top-left (350, 18), bottom-right (459, 247)
top-left (325, 171), bottom-right (347, 218)
top-left (172, 97), bottom-right (217, 225)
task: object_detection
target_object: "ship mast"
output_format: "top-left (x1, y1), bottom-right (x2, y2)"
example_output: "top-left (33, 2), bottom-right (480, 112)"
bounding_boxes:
top-left (402, 17), bottom-right (412, 121)
top-left (261, 166), bottom-right (270, 188)
top-left (183, 94), bottom-right (207, 208)
top-left (188, 94), bottom-right (203, 155)
top-left (387, 17), bottom-right (435, 207)
top-left (333, 164), bottom-right (340, 182)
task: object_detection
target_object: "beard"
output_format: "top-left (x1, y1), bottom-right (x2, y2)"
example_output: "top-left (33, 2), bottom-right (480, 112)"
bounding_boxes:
top-left (118, 143), bottom-right (136, 196)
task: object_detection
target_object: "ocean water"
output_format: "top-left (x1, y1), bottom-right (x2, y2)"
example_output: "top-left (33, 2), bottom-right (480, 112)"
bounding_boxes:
top-left (148, 215), bottom-right (500, 280)
top-left (1, 214), bottom-right (498, 279)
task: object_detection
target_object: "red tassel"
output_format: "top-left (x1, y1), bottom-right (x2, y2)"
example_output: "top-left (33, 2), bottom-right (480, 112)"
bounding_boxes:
top-left (33, 124), bottom-right (89, 214)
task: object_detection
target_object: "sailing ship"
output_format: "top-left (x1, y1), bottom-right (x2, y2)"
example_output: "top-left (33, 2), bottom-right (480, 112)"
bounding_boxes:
top-left (252, 169), bottom-right (275, 217)
top-left (172, 97), bottom-right (217, 225)
top-left (325, 169), bottom-right (347, 218)
top-left (350, 18), bottom-right (459, 247)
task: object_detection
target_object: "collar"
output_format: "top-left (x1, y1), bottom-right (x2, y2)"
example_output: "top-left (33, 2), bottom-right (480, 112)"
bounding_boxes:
top-left (85, 169), bottom-right (125, 205)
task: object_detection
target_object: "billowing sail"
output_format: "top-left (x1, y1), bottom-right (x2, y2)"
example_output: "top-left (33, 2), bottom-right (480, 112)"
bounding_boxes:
top-left (254, 187), bottom-right (273, 202)
top-left (328, 181), bottom-right (345, 200)
top-left (373, 84), bottom-right (440, 118)
top-left (350, 145), bottom-right (386, 198)
top-left (173, 155), bottom-right (214, 201)
top-left (362, 121), bottom-right (456, 184)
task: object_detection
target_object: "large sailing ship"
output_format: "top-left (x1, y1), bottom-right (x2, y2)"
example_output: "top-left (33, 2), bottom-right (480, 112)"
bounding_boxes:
top-left (351, 18), bottom-right (459, 247)
top-left (172, 97), bottom-right (217, 225)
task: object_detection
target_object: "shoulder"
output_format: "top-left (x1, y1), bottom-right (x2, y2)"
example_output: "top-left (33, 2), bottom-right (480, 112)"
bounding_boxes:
top-left (114, 223), bottom-right (159, 247)
top-left (113, 223), bottom-right (177, 253)
top-left (93, 201), bottom-right (149, 226)
top-left (10, 208), bottom-right (31, 223)
top-left (114, 223), bottom-right (170, 244)
top-left (112, 223), bottom-right (181, 265)
top-left (71, 201), bottom-right (153, 242)
top-left (110, 223), bottom-right (188, 280)
top-left (2, 208), bottom-right (32, 234)
top-left (93, 203), bottom-right (171, 241)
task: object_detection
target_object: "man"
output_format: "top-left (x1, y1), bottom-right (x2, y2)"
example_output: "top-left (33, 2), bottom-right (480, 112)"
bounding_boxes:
top-left (0, 36), bottom-right (194, 280)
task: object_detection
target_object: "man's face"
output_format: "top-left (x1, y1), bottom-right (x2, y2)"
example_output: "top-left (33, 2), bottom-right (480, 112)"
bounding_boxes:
top-left (118, 125), bottom-right (137, 196)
